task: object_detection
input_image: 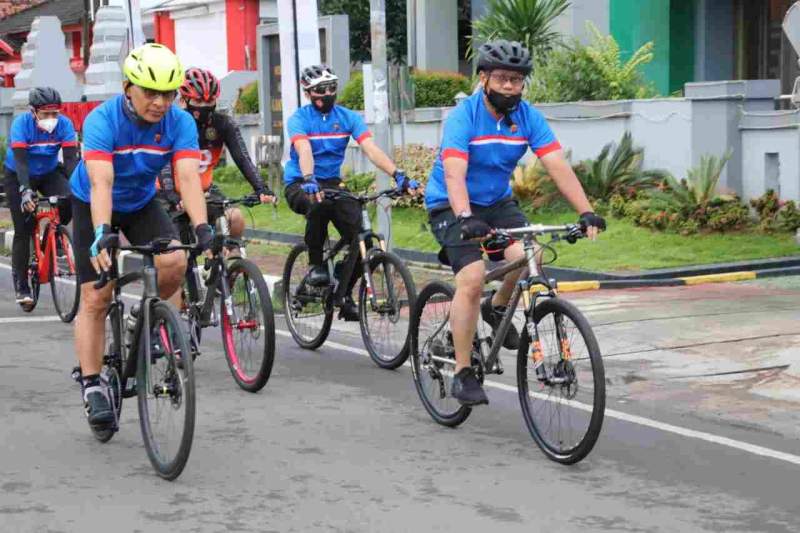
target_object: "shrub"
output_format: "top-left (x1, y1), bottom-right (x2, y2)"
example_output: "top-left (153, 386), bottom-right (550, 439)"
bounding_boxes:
top-left (343, 171), bottom-right (376, 195)
top-left (511, 155), bottom-right (562, 210)
top-left (234, 81), bottom-right (259, 114)
top-left (527, 22), bottom-right (657, 103)
top-left (338, 70), bottom-right (470, 110)
top-left (751, 190), bottom-right (800, 232)
top-left (392, 144), bottom-right (438, 208)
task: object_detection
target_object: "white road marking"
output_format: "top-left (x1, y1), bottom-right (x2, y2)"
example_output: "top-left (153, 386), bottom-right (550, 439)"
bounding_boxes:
top-left (0, 315), bottom-right (64, 324)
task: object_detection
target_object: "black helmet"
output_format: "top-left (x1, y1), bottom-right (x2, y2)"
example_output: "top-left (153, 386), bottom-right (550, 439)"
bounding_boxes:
top-left (299, 64), bottom-right (338, 90)
top-left (28, 87), bottom-right (62, 109)
top-left (476, 40), bottom-right (532, 75)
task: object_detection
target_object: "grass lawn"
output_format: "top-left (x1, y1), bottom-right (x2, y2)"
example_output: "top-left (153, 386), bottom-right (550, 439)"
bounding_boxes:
top-left (219, 180), bottom-right (800, 273)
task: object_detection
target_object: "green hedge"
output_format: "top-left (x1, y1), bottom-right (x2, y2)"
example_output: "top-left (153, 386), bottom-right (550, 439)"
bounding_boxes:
top-left (338, 70), bottom-right (471, 110)
top-left (234, 81), bottom-right (259, 114)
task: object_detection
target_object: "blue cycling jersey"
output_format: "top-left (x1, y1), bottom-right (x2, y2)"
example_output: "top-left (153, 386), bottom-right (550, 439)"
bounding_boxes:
top-left (5, 113), bottom-right (77, 177)
top-left (425, 91), bottom-right (561, 210)
top-left (284, 104), bottom-right (372, 185)
top-left (70, 95), bottom-right (200, 213)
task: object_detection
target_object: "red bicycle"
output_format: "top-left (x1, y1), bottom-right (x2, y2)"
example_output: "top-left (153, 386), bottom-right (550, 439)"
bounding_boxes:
top-left (22, 195), bottom-right (80, 322)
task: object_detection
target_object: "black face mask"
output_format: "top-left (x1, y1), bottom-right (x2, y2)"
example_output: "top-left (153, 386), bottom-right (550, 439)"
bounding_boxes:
top-left (187, 104), bottom-right (215, 125)
top-left (484, 87), bottom-right (521, 115)
top-left (313, 94), bottom-right (336, 114)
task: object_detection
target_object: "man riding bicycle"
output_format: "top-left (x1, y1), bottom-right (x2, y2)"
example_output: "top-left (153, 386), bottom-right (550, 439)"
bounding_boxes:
top-left (158, 67), bottom-right (275, 243)
top-left (284, 64), bottom-right (418, 321)
top-left (425, 40), bottom-right (606, 406)
top-left (4, 87), bottom-right (78, 304)
top-left (70, 44), bottom-right (212, 429)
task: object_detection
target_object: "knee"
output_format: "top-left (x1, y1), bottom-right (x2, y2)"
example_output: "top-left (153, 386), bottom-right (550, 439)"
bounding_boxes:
top-left (157, 250), bottom-right (187, 282)
top-left (504, 242), bottom-right (524, 262)
top-left (455, 263), bottom-right (485, 300)
top-left (228, 208), bottom-right (245, 236)
top-left (80, 286), bottom-right (111, 318)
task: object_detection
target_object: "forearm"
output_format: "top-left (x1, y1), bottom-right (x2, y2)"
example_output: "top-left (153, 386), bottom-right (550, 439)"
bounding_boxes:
top-left (177, 171), bottom-right (208, 227)
top-left (362, 142), bottom-right (397, 176)
top-left (228, 128), bottom-right (265, 191)
top-left (543, 154), bottom-right (593, 214)
top-left (12, 148), bottom-right (30, 187)
top-left (88, 171), bottom-right (113, 228)
top-left (297, 143), bottom-right (314, 177)
top-left (443, 158), bottom-right (470, 215)
top-left (62, 146), bottom-right (79, 177)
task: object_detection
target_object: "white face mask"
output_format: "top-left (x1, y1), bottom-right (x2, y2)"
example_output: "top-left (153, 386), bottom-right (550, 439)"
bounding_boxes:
top-left (37, 117), bottom-right (57, 133)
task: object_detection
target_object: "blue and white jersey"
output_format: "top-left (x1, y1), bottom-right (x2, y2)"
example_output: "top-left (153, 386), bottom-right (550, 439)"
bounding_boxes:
top-left (5, 113), bottom-right (77, 177)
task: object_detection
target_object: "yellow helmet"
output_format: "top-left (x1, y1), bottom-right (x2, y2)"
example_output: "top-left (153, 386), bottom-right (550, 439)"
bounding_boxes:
top-left (122, 43), bottom-right (183, 91)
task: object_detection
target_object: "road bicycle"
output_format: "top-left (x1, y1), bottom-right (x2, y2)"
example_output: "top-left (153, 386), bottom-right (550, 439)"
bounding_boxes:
top-left (410, 223), bottom-right (605, 464)
top-left (283, 188), bottom-right (417, 369)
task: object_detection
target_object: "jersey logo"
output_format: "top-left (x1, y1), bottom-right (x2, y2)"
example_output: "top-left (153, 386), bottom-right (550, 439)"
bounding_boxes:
top-left (198, 149), bottom-right (214, 172)
top-left (205, 127), bottom-right (218, 141)
top-left (155, 133), bottom-right (162, 143)
top-left (333, 123), bottom-right (340, 131)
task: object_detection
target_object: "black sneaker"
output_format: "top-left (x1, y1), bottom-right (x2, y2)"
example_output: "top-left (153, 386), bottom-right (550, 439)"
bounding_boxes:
top-left (451, 367), bottom-right (488, 406)
top-left (84, 382), bottom-right (114, 428)
top-left (337, 296), bottom-right (359, 321)
top-left (481, 294), bottom-right (520, 350)
top-left (307, 265), bottom-right (330, 287)
top-left (13, 273), bottom-right (32, 305)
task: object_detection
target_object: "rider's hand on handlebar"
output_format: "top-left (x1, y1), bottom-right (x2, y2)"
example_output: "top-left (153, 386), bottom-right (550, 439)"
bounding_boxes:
top-left (257, 188), bottom-right (277, 205)
top-left (89, 224), bottom-right (119, 274)
top-left (19, 186), bottom-right (35, 213)
top-left (458, 214), bottom-right (492, 241)
top-left (578, 211), bottom-right (606, 241)
top-left (194, 223), bottom-right (215, 255)
top-left (301, 175), bottom-right (324, 203)
top-left (393, 169), bottom-right (419, 196)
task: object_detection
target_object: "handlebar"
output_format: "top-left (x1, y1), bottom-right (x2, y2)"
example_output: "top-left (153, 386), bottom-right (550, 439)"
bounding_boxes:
top-left (205, 193), bottom-right (277, 209)
top-left (493, 223), bottom-right (586, 244)
top-left (319, 187), bottom-right (404, 204)
top-left (93, 237), bottom-right (198, 289)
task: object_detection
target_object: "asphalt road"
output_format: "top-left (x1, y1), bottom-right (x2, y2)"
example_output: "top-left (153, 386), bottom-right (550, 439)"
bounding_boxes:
top-left (1, 260), bottom-right (800, 533)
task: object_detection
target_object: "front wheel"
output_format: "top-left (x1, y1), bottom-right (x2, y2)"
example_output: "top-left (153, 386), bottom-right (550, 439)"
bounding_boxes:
top-left (137, 300), bottom-right (195, 481)
top-left (359, 251), bottom-right (416, 370)
top-left (50, 225), bottom-right (80, 322)
top-left (517, 297), bottom-right (605, 464)
top-left (220, 258), bottom-right (275, 392)
top-left (282, 243), bottom-right (333, 350)
top-left (410, 281), bottom-right (471, 427)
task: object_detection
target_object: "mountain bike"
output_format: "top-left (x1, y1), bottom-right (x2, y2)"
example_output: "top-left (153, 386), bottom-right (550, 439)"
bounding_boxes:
top-left (283, 188), bottom-right (416, 369)
top-left (72, 237), bottom-right (196, 480)
top-left (174, 194), bottom-right (276, 393)
top-left (21, 194), bottom-right (79, 321)
top-left (410, 223), bottom-right (605, 464)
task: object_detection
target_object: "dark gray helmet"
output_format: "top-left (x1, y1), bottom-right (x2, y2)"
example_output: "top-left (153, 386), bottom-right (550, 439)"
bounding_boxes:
top-left (476, 40), bottom-right (532, 75)
top-left (299, 64), bottom-right (338, 90)
top-left (28, 87), bottom-right (62, 109)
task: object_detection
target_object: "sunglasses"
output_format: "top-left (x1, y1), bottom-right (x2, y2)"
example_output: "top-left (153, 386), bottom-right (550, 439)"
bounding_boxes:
top-left (309, 82), bottom-right (337, 95)
top-left (489, 73), bottom-right (526, 87)
top-left (139, 87), bottom-right (178, 102)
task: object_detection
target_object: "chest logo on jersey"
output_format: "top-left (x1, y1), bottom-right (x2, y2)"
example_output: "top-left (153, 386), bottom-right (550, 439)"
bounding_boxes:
top-left (333, 123), bottom-right (341, 131)
top-left (510, 124), bottom-right (518, 133)
top-left (154, 133), bottom-right (162, 143)
top-left (205, 127), bottom-right (218, 141)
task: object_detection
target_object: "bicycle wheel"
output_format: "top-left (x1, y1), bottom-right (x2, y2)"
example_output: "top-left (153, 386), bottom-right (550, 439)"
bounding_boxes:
top-left (92, 304), bottom-right (125, 443)
top-left (359, 251), bottom-right (416, 369)
top-left (220, 258), bottom-right (275, 392)
top-left (517, 297), bottom-right (605, 464)
top-left (137, 300), bottom-right (195, 480)
top-left (282, 243), bottom-right (333, 350)
top-left (50, 225), bottom-right (80, 323)
top-left (410, 281), bottom-right (471, 427)
top-left (21, 237), bottom-right (40, 313)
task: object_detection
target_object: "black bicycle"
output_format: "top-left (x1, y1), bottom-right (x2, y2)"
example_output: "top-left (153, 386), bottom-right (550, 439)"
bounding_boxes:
top-left (72, 238), bottom-right (196, 480)
top-left (410, 223), bottom-right (605, 464)
top-left (174, 194), bottom-right (276, 393)
top-left (283, 188), bottom-right (417, 369)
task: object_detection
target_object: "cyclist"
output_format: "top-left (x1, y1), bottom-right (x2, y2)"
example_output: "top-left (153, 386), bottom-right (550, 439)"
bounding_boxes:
top-left (285, 64), bottom-right (417, 320)
top-left (425, 40), bottom-right (606, 406)
top-left (4, 87), bottom-right (78, 304)
top-left (69, 43), bottom-right (212, 429)
top-left (158, 67), bottom-right (275, 244)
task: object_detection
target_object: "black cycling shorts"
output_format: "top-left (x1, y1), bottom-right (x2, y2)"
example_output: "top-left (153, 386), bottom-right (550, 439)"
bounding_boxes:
top-left (428, 197), bottom-right (528, 274)
top-left (72, 196), bottom-right (180, 284)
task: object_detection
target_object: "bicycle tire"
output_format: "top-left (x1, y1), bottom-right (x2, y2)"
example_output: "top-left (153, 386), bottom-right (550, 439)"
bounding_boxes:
top-left (50, 225), bottom-right (80, 323)
top-left (91, 304), bottom-right (125, 443)
top-left (220, 258), bottom-right (275, 392)
top-left (282, 243), bottom-right (333, 350)
top-left (137, 300), bottom-right (195, 481)
top-left (410, 281), bottom-right (471, 427)
top-left (21, 236), bottom-right (40, 312)
top-left (358, 251), bottom-right (416, 370)
top-left (517, 297), bottom-right (605, 464)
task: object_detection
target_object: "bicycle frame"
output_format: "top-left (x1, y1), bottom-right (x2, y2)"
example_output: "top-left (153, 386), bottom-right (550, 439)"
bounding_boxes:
top-left (30, 198), bottom-right (74, 284)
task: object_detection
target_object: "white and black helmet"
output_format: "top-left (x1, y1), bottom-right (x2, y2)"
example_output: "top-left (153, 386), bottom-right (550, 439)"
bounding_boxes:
top-left (300, 64), bottom-right (339, 90)
top-left (476, 40), bottom-right (532, 75)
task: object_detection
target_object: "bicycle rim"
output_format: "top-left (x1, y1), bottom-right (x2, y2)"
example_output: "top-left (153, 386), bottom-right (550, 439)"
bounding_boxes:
top-left (50, 226), bottom-right (80, 323)
top-left (221, 259), bottom-right (275, 392)
top-left (283, 244), bottom-right (332, 349)
top-left (137, 301), bottom-right (195, 480)
top-left (359, 253), bottom-right (416, 369)
top-left (517, 298), bottom-right (605, 464)
top-left (411, 281), bottom-right (471, 427)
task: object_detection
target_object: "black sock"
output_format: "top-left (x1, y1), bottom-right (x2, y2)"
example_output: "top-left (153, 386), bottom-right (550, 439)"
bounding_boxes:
top-left (82, 374), bottom-right (100, 388)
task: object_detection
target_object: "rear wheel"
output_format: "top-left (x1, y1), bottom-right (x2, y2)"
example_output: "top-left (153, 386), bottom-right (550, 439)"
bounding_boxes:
top-left (517, 297), bottom-right (605, 464)
top-left (50, 225), bottom-right (79, 322)
top-left (282, 243), bottom-right (333, 349)
top-left (220, 258), bottom-right (275, 392)
top-left (21, 235), bottom-right (40, 312)
top-left (137, 301), bottom-right (195, 481)
top-left (359, 251), bottom-right (416, 370)
top-left (410, 281), bottom-right (471, 427)
top-left (90, 304), bottom-right (125, 443)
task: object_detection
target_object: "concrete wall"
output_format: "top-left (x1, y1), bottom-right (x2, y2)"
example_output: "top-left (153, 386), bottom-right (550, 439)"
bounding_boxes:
top-left (741, 111), bottom-right (800, 202)
top-left (174, 5), bottom-right (228, 78)
top-left (411, 0), bottom-right (458, 72)
top-left (553, 0), bottom-right (610, 43)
